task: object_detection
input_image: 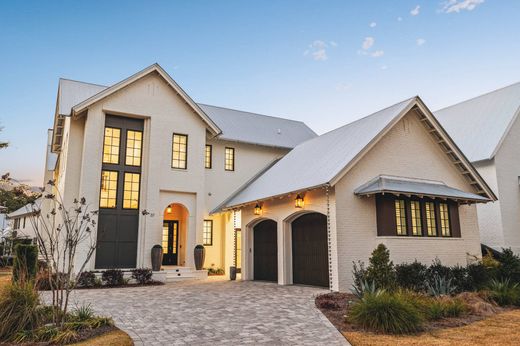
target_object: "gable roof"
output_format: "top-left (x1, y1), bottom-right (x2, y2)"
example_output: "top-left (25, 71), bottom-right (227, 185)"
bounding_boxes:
top-left (222, 97), bottom-right (495, 210)
top-left (435, 82), bottom-right (520, 162)
top-left (54, 70), bottom-right (316, 149)
top-left (7, 198), bottom-right (41, 219)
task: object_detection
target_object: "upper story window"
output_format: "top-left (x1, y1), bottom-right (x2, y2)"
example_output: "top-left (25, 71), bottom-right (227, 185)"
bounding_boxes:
top-left (100, 170), bottom-right (118, 208)
top-left (123, 172), bottom-right (140, 209)
top-left (410, 201), bottom-right (422, 236)
top-left (205, 145), bottom-right (212, 169)
top-left (203, 220), bottom-right (213, 246)
top-left (439, 203), bottom-right (451, 237)
top-left (125, 130), bottom-right (143, 166)
top-left (225, 147), bottom-right (235, 171)
top-left (425, 202), bottom-right (437, 236)
top-left (394, 199), bottom-right (407, 235)
top-left (102, 127), bottom-right (121, 164)
top-left (172, 134), bottom-right (188, 169)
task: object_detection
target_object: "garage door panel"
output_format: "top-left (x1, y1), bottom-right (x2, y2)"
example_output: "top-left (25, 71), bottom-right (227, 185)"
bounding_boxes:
top-left (253, 220), bottom-right (278, 282)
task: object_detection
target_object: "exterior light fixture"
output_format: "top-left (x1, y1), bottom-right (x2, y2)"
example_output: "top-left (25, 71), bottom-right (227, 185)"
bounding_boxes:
top-left (254, 203), bottom-right (262, 215)
top-left (295, 194), bottom-right (304, 208)
top-left (166, 205), bottom-right (172, 214)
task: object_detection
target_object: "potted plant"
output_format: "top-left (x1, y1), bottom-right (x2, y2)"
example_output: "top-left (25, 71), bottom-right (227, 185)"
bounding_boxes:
top-left (194, 244), bottom-right (205, 270)
top-left (151, 245), bottom-right (163, 271)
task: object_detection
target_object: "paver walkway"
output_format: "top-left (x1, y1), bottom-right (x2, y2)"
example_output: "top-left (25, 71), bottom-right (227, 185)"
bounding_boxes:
top-left (67, 279), bottom-right (348, 345)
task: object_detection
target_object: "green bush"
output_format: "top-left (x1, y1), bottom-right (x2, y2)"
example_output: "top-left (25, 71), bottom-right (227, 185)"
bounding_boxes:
top-left (365, 244), bottom-right (396, 290)
top-left (77, 271), bottom-right (97, 288)
top-left (0, 281), bottom-right (42, 341)
top-left (466, 262), bottom-right (492, 290)
top-left (487, 278), bottom-right (520, 306)
top-left (131, 268), bottom-right (153, 284)
top-left (12, 244), bottom-right (38, 283)
top-left (101, 269), bottom-right (125, 286)
top-left (426, 274), bottom-right (456, 296)
top-left (395, 261), bottom-right (427, 291)
top-left (349, 291), bottom-right (423, 334)
top-left (496, 249), bottom-right (520, 284)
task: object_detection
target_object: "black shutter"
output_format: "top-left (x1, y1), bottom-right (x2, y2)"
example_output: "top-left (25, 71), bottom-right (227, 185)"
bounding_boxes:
top-left (376, 195), bottom-right (396, 236)
top-left (449, 202), bottom-right (461, 238)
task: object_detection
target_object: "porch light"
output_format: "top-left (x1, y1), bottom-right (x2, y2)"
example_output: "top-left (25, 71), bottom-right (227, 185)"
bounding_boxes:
top-left (253, 203), bottom-right (262, 215)
top-left (295, 194), bottom-right (304, 208)
top-left (166, 205), bottom-right (172, 214)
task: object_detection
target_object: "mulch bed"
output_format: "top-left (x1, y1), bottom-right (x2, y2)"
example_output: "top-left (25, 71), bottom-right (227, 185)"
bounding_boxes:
top-left (37, 281), bottom-right (164, 291)
top-left (1, 325), bottom-right (120, 345)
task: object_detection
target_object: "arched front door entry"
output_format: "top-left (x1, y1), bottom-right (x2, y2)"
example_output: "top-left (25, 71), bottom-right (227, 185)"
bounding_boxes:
top-left (162, 203), bottom-right (188, 266)
top-left (292, 213), bottom-right (329, 287)
top-left (253, 219), bottom-right (278, 282)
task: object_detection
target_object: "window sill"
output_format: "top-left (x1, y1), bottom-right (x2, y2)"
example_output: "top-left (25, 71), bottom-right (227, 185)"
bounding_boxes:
top-left (376, 236), bottom-right (462, 240)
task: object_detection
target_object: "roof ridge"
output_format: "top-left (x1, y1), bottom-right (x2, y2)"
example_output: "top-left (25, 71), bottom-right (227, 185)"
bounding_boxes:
top-left (436, 81), bottom-right (520, 113)
top-left (59, 78), bottom-right (109, 88)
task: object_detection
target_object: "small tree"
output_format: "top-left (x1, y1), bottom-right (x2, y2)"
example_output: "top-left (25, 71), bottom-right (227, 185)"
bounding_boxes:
top-left (366, 244), bottom-right (396, 290)
top-left (27, 180), bottom-right (98, 326)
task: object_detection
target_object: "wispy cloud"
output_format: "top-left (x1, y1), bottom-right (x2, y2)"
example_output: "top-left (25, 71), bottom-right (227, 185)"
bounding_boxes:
top-left (371, 50), bottom-right (384, 57)
top-left (440, 0), bottom-right (484, 13)
top-left (410, 5), bottom-right (420, 16)
top-left (362, 37), bottom-right (375, 50)
top-left (416, 38), bottom-right (426, 46)
top-left (329, 41), bottom-right (338, 47)
top-left (304, 40), bottom-right (336, 61)
top-left (358, 37), bottom-right (384, 58)
top-left (369, 22), bottom-right (377, 28)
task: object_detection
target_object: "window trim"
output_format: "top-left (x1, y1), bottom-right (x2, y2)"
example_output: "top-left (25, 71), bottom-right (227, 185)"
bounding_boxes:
top-left (225, 147), bottom-right (235, 171)
top-left (171, 133), bottom-right (188, 170)
top-left (122, 172), bottom-right (141, 210)
top-left (205, 144), bottom-right (212, 169)
top-left (102, 126), bottom-right (122, 165)
top-left (438, 202), bottom-right (452, 237)
top-left (125, 129), bottom-right (143, 167)
top-left (394, 199), bottom-right (408, 236)
top-left (99, 170), bottom-right (119, 209)
top-left (203, 219), bottom-right (213, 246)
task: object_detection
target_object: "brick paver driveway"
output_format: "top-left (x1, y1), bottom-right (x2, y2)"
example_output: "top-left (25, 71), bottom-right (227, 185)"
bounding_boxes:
top-left (67, 279), bottom-right (348, 345)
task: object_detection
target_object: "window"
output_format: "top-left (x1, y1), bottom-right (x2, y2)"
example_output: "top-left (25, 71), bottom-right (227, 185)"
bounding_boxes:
top-left (172, 134), bottom-right (188, 169)
top-left (410, 201), bottom-right (422, 236)
top-left (100, 170), bottom-right (118, 208)
top-left (425, 202), bottom-right (437, 236)
top-left (162, 223), bottom-right (169, 253)
top-left (123, 173), bottom-right (140, 209)
top-left (102, 127), bottom-right (121, 164)
top-left (439, 203), bottom-right (451, 237)
top-left (394, 199), bottom-right (407, 235)
top-left (13, 218), bottom-right (19, 230)
top-left (203, 220), bottom-right (213, 246)
top-left (225, 147), bottom-right (235, 171)
top-left (125, 130), bottom-right (142, 166)
top-left (23, 217), bottom-right (26, 228)
top-left (205, 145), bottom-right (212, 169)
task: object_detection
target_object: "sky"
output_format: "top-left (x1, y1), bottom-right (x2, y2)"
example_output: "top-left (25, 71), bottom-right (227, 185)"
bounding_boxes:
top-left (1, 0), bottom-right (520, 186)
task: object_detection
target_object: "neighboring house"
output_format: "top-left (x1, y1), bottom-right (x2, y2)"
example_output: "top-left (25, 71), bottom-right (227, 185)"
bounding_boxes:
top-left (44, 63), bottom-right (495, 291)
top-left (6, 198), bottom-right (41, 241)
top-left (45, 63), bottom-right (316, 274)
top-left (435, 82), bottom-right (520, 254)
top-left (220, 96), bottom-right (495, 291)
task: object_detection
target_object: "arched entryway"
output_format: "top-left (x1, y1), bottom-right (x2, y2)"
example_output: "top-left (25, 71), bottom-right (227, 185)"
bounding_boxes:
top-left (291, 212), bottom-right (329, 287)
top-left (163, 203), bottom-right (188, 266)
top-left (253, 219), bottom-right (278, 282)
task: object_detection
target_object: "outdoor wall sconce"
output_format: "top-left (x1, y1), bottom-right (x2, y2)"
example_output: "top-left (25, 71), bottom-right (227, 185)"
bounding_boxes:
top-left (253, 203), bottom-right (262, 215)
top-left (295, 194), bottom-right (304, 208)
top-left (166, 205), bottom-right (172, 214)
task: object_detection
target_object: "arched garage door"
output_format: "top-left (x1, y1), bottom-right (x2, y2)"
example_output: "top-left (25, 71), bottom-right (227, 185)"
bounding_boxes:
top-left (292, 213), bottom-right (329, 287)
top-left (253, 219), bottom-right (278, 281)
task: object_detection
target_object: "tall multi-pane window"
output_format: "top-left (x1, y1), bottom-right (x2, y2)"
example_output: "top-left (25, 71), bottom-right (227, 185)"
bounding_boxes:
top-left (439, 203), bottom-right (451, 236)
top-left (225, 147), bottom-right (235, 171)
top-left (102, 127), bottom-right (121, 164)
top-left (203, 220), bottom-right (213, 246)
top-left (100, 171), bottom-right (118, 208)
top-left (425, 202), bottom-right (437, 236)
top-left (394, 199), bottom-right (407, 235)
top-left (172, 134), bottom-right (188, 169)
top-left (123, 173), bottom-right (140, 209)
top-left (410, 201), bottom-right (422, 236)
top-left (205, 145), bottom-right (212, 169)
top-left (125, 130), bottom-right (142, 166)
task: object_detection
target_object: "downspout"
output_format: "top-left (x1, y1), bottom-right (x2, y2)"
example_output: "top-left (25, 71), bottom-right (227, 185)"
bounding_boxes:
top-left (325, 184), bottom-right (334, 291)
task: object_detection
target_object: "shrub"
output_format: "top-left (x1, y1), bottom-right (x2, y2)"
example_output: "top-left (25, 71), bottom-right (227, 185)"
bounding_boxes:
top-left (12, 244), bottom-right (38, 283)
top-left (426, 259), bottom-right (452, 283)
top-left (73, 304), bottom-right (94, 321)
top-left (0, 281), bottom-right (42, 341)
top-left (351, 279), bottom-right (381, 300)
top-left (349, 291), bottom-right (423, 334)
top-left (365, 244), bottom-right (396, 290)
top-left (77, 271), bottom-right (97, 288)
top-left (426, 274), bottom-right (456, 296)
top-left (441, 298), bottom-right (468, 317)
top-left (101, 269), bottom-right (124, 286)
top-left (466, 262), bottom-right (492, 290)
top-left (496, 248), bottom-right (520, 283)
top-left (35, 271), bottom-right (68, 291)
top-left (131, 268), bottom-right (153, 284)
top-left (487, 278), bottom-right (520, 306)
top-left (0, 256), bottom-right (13, 267)
top-left (395, 261), bottom-right (427, 291)
top-left (352, 260), bottom-right (368, 293)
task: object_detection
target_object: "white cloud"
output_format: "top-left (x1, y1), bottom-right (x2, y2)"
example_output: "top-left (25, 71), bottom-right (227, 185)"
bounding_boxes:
top-left (369, 22), bottom-right (377, 28)
top-left (440, 0), bottom-right (484, 13)
top-left (329, 41), bottom-right (338, 47)
top-left (362, 37), bottom-right (375, 50)
top-left (304, 40), bottom-right (337, 61)
top-left (410, 5), bottom-right (420, 16)
top-left (397, 16), bottom-right (403, 21)
top-left (371, 50), bottom-right (384, 58)
top-left (416, 38), bottom-right (426, 46)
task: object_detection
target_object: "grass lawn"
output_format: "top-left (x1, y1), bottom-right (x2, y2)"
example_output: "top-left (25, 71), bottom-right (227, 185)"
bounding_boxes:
top-left (344, 309), bottom-right (520, 346)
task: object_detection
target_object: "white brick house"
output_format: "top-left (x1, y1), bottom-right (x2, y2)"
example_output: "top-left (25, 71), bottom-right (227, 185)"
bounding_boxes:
top-left (44, 64), bottom-right (495, 291)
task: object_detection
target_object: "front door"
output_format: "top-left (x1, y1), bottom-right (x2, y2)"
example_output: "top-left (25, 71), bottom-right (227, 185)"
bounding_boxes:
top-left (162, 220), bottom-right (179, 265)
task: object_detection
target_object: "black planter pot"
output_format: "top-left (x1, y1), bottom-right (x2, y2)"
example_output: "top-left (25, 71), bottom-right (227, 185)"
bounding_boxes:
top-left (194, 245), bottom-right (205, 270)
top-left (151, 245), bottom-right (163, 271)
top-left (229, 266), bottom-right (237, 281)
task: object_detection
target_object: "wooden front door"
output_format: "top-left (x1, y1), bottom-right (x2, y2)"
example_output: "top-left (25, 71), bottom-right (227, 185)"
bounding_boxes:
top-left (162, 221), bottom-right (179, 265)
top-left (253, 220), bottom-right (278, 281)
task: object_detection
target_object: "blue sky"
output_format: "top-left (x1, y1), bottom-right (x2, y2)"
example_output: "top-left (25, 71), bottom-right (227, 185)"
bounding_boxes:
top-left (1, 0), bottom-right (519, 185)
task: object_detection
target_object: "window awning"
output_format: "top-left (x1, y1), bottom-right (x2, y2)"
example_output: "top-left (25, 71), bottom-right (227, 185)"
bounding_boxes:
top-left (354, 175), bottom-right (490, 204)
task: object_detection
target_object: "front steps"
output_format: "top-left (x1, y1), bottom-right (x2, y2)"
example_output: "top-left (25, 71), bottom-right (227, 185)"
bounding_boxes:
top-left (161, 267), bottom-right (208, 282)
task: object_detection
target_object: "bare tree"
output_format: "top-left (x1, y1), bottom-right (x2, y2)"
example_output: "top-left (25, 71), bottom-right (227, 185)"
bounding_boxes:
top-left (28, 180), bottom-right (98, 326)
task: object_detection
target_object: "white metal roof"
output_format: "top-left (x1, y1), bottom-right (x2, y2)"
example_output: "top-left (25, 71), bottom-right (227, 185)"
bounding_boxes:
top-left (7, 198), bottom-right (41, 218)
top-left (354, 175), bottom-right (489, 203)
top-left (56, 75), bottom-right (315, 149)
top-left (435, 82), bottom-right (520, 162)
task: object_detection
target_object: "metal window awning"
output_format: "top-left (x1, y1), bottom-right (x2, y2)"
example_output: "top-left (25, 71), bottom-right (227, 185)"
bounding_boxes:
top-left (354, 175), bottom-right (491, 204)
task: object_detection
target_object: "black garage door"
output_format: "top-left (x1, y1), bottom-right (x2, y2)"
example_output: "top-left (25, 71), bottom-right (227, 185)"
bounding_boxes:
top-left (292, 213), bottom-right (329, 287)
top-left (253, 219), bottom-right (278, 282)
